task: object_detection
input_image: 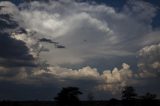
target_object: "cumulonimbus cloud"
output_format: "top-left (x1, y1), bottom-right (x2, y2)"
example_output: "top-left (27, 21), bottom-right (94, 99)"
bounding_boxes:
top-left (0, 0), bottom-right (160, 99)
top-left (15, 0), bottom-right (158, 65)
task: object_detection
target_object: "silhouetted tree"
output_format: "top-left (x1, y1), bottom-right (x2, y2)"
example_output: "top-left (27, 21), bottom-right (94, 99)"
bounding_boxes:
top-left (109, 98), bottom-right (119, 106)
top-left (121, 86), bottom-right (137, 100)
top-left (141, 92), bottom-right (157, 100)
top-left (54, 87), bottom-right (82, 106)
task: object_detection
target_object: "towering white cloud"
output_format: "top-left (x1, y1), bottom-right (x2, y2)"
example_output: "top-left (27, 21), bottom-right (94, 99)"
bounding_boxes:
top-left (0, 62), bottom-right (134, 93)
top-left (138, 43), bottom-right (160, 71)
top-left (12, 0), bottom-right (158, 65)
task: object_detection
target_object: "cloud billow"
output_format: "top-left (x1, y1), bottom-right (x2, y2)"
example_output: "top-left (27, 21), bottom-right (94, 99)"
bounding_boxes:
top-left (0, 1), bottom-right (36, 70)
top-left (138, 43), bottom-right (160, 72)
top-left (16, 0), bottom-right (158, 65)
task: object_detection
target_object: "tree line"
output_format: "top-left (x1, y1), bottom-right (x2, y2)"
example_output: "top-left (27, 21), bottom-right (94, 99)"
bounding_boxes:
top-left (54, 86), bottom-right (157, 106)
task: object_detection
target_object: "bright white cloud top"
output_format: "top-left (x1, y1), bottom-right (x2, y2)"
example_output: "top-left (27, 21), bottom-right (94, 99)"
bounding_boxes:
top-left (16, 0), bottom-right (158, 65)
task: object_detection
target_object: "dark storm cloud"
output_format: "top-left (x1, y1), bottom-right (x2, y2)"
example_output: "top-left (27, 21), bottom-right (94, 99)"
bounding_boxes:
top-left (39, 38), bottom-right (66, 48)
top-left (0, 33), bottom-right (33, 60)
top-left (0, 14), bottom-right (18, 30)
top-left (0, 5), bottom-right (35, 67)
top-left (39, 38), bottom-right (58, 44)
top-left (0, 57), bottom-right (36, 67)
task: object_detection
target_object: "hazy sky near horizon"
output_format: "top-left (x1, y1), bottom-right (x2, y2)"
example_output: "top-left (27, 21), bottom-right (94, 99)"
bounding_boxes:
top-left (0, 0), bottom-right (160, 100)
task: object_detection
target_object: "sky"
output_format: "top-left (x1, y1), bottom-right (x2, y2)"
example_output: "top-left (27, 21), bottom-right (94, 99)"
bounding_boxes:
top-left (0, 0), bottom-right (160, 100)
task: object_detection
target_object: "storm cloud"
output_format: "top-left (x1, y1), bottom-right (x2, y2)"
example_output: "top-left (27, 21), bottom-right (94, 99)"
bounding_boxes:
top-left (0, 2), bottom-right (35, 68)
top-left (16, 0), bottom-right (159, 66)
top-left (0, 0), bottom-right (160, 100)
